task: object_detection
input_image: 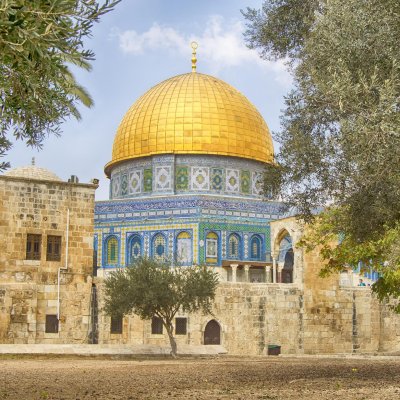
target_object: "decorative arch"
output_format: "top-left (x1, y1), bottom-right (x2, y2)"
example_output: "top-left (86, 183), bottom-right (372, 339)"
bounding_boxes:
top-left (105, 235), bottom-right (119, 266)
top-left (176, 231), bottom-right (192, 265)
top-left (152, 233), bottom-right (167, 261)
top-left (205, 231), bottom-right (219, 264)
top-left (228, 233), bottom-right (241, 259)
top-left (204, 319), bottom-right (221, 345)
top-left (127, 234), bottom-right (142, 265)
top-left (250, 234), bottom-right (262, 260)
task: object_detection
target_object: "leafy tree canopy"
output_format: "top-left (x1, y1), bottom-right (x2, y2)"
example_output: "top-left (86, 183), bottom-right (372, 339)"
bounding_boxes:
top-left (0, 0), bottom-right (120, 170)
top-left (243, 0), bottom-right (400, 302)
top-left (103, 257), bottom-right (219, 357)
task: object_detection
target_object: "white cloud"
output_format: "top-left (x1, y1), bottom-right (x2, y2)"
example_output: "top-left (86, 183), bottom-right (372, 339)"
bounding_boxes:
top-left (114, 15), bottom-right (292, 87)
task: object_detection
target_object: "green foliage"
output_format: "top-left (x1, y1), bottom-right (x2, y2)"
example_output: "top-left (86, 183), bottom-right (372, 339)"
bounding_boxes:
top-left (244, 0), bottom-right (400, 306)
top-left (299, 207), bottom-right (400, 311)
top-left (104, 257), bottom-right (219, 355)
top-left (0, 0), bottom-right (120, 170)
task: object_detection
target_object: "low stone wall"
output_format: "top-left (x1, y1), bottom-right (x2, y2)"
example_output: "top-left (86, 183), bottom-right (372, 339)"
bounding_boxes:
top-left (94, 280), bottom-right (400, 355)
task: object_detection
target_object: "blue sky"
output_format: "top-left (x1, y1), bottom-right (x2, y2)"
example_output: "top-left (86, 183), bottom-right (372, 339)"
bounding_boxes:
top-left (7, 0), bottom-right (291, 200)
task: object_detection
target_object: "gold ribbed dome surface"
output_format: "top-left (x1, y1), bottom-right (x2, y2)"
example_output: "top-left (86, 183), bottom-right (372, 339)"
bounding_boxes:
top-left (105, 73), bottom-right (273, 175)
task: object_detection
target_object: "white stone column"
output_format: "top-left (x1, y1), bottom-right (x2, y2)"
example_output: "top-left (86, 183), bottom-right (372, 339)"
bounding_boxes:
top-left (244, 265), bottom-right (250, 282)
top-left (265, 265), bottom-right (271, 283)
top-left (230, 264), bottom-right (238, 283)
top-left (272, 257), bottom-right (277, 283)
top-left (277, 262), bottom-right (284, 283)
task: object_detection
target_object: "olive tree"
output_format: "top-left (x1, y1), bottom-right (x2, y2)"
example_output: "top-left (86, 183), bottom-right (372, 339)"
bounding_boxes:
top-left (243, 0), bottom-right (400, 303)
top-left (104, 257), bottom-right (219, 357)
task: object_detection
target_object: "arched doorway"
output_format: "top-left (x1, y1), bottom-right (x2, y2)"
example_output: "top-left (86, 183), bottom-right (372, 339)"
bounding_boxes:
top-left (204, 320), bottom-right (221, 345)
top-left (282, 248), bottom-right (294, 283)
top-left (277, 233), bottom-right (294, 283)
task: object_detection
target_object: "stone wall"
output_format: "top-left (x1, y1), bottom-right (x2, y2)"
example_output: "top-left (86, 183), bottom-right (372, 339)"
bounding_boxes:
top-left (0, 175), bottom-right (97, 343)
top-left (95, 279), bottom-right (400, 355)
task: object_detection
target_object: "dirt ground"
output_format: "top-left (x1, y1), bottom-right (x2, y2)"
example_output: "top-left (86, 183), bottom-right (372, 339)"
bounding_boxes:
top-left (1, 356), bottom-right (400, 400)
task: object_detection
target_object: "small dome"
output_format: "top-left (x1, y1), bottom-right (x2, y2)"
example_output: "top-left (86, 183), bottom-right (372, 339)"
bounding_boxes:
top-left (4, 161), bottom-right (62, 181)
top-left (105, 72), bottom-right (274, 176)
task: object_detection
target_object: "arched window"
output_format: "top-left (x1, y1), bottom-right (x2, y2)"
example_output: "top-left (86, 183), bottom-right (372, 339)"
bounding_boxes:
top-left (152, 233), bottom-right (166, 261)
top-left (206, 232), bottom-right (218, 264)
top-left (106, 236), bottom-right (119, 266)
top-left (278, 234), bottom-right (294, 283)
top-left (128, 235), bottom-right (141, 264)
top-left (228, 234), bottom-right (240, 259)
top-left (176, 231), bottom-right (192, 265)
top-left (250, 235), bottom-right (262, 260)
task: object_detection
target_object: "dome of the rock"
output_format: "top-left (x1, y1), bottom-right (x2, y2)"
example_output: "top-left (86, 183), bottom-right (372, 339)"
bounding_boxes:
top-left (105, 72), bottom-right (273, 176)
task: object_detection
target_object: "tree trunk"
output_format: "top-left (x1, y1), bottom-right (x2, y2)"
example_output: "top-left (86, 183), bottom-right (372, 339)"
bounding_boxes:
top-left (165, 320), bottom-right (178, 358)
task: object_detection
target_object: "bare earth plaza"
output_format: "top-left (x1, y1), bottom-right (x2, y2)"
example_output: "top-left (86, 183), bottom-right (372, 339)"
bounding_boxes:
top-left (0, 0), bottom-right (400, 399)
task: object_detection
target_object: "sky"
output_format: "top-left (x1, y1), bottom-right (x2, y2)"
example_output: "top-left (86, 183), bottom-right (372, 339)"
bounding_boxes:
top-left (6, 0), bottom-right (292, 200)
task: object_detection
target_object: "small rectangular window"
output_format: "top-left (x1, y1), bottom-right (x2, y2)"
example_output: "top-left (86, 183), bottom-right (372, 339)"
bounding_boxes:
top-left (110, 315), bottom-right (123, 334)
top-left (46, 235), bottom-right (62, 261)
top-left (45, 315), bottom-right (59, 333)
top-left (151, 316), bottom-right (163, 334)
top-left (26, 234), bottom-right (41, 260)
top-left (175, 318), bottom-right (187, 335)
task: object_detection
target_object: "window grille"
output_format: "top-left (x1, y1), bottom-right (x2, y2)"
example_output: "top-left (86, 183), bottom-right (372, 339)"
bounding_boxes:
top-left (175, 318), bottom-right (187, 335)
top-left (228, 234), bottom-right (239, 259)
top-left (251, 236), bottom-right (261, 260)
top-left (46, 235), bottom-right (61, 261)
top-left (107, 237), bottom-right (118, 265)
top-left (110, 315), bottom-right (123, 334)
top-left (206, 232), bottom-right (218, 258)
top-left (26, 234), bottom-right (41, 260)
top-left (45, 315), bottom-right (59, 333)
top-left (152, 234), bottom-right (166, 261)
top-left (151, 316), bottom-right (163, 334)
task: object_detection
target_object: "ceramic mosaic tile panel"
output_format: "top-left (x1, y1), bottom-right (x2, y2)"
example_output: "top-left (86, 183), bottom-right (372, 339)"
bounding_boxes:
top-left (211, 168), bottom-right (224, 191)
top-left (121, 174), bottom-right (128, 196)
top-left (244, 233), bottom-right (249, 258)
top-left (155, 166), bottom-right (172, 191)
top-left (129, 170), bottom-right (142, 194)
top-left (241, 170), bottom-right (250, 194)
top-left (252, 171), bottom-right (263, 195)
top-left (175, 166), bottom-right (189, 190)
top-left (221, 230), bottom-right (227, 258)
top-left (226, 169), bottom-right (240, 192)
top-left (143, 169), bottom-right (153, 192)
top-left (111, 175), bottom-right (120, 198)
top-left (191, 167), bottom-right (210, 190)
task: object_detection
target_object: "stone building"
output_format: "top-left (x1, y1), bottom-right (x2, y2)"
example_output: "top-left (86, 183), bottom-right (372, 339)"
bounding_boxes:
top-left (1, 57), bottom-right (399, 354)
top-left (0, 162), bottom-right (98, 343)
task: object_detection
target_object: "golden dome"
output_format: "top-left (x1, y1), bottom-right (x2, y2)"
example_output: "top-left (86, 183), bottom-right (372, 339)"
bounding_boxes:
top-left (105, 73), bottom-right (273, 176)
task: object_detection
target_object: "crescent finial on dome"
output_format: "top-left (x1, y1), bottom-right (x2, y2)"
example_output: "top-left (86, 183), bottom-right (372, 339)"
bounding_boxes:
top-left (191, 41), bottom-right (198, 72)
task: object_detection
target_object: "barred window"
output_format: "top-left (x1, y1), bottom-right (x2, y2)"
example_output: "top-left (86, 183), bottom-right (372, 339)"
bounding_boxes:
top-left (46, 235), bottom-right (61, 261)
top-left (106, 236), bottom-right (119, 265)
top-left (250, 236), bottom-right (262, 260)
top-left (152, 234), bottom-right (166, 261)
top-left (129, 235), bottom-right (141, 264)
top-left (175, 318), bottom-right (187, 335)
top-left (110, 315), bottom-right (123, 334)
top-left (151, 316), bottom-right (163, 334)
top-left (228, 234), bottom-right (240, 259)
top-left (26, 234), bottom-right (41, 260)
top-left (45, 315), bottom-right (59, 333)
top-left (206, 232), bottom-right (218, 258)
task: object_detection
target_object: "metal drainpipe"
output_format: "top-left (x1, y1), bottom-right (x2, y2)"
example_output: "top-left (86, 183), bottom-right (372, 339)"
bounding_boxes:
top-left (57, 208), bottom-right (70, 326)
